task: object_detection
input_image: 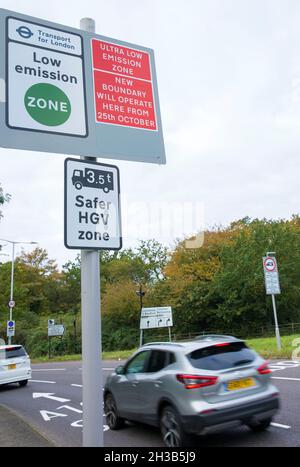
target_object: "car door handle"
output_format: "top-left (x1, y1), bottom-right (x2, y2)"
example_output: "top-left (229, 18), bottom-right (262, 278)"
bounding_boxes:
top-left (154, 380), bottom-right (162, 388)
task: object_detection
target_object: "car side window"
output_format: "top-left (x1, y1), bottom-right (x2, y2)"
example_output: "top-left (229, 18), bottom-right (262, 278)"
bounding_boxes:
top-left (126, 351), bottom-right (150, 374)
top-left (147, 350), bottom-right (176, 373)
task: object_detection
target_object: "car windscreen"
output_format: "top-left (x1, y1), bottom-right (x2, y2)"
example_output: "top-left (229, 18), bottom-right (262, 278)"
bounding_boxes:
top-left (0, 346), bottom-right (26, 359)
top-left (187, 342), bottom-right (256, 371)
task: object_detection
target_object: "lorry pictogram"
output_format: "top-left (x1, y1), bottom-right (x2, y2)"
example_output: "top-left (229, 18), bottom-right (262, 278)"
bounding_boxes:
top-left (72, 167), bottom-right (114, 193)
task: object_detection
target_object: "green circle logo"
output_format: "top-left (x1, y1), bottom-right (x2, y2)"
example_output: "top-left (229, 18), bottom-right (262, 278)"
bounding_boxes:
top-left (24, 83), bottom-right (71, 126)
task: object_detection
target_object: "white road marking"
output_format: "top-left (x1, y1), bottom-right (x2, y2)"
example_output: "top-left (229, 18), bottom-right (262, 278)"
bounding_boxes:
top-left (40, 410), bottom-right (68, 422)
top-left (271, 422), bottom-right (291, 429)
top-left (271, 377), bottom-right (300, 381)
top-left (33, 392), bottom-right (70, 403)
top-left (78, 368), bottom-right (115, 371)
top-left (30, 380), bottom-right (56, 384)
top-left (71, 384), bottom-right (82, 387)
top-left (32, 368), bottom-right (66, 372)
top-left (57, 405), bottom-right (83, 414)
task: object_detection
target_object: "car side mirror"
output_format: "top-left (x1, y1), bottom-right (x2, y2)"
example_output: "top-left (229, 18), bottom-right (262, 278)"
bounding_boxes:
top-left (115, 365), bottom-right (125, 375)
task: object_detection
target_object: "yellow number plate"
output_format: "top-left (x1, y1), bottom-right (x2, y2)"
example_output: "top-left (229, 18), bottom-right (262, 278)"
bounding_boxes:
top-left (226, 377), bottom-right (255, 391)
top-left (8, 364), bottom-right (16, 370)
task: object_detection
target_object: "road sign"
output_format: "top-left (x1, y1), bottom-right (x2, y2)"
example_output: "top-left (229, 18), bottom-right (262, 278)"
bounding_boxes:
top-left (263, 256), bottom-right (281, 295)
top-left (92, 39), bottom-right (157, 131)
top-left (64, 158), bottom-right (122, 250)
top-left (48, 324), bottom-right (64, 337)
top-left (8, 300), bottom-right (15, 308)
top-left (0, 8), bottom-right (165, 164)
top-left (6, 16), bottom-right (87, 137)
top-left (140, 307), bottom-right (173, 330)
top-left (7, 320), bottom-right (15, 337)
top-left (48, 319), bottom-right (55, 326)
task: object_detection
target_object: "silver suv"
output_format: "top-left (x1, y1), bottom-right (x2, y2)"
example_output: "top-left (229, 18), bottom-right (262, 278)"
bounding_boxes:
top-left (104, 335), bottom-right (280, 446)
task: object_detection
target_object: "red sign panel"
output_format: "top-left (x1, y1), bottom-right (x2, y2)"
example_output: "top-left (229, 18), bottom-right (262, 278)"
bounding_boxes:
top-left (92, 39), bottom-right (157, 131)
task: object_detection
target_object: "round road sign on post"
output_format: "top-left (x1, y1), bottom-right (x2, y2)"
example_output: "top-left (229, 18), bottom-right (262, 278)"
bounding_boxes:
top-left (8, 300), bottom-right (15, 308)
top-left (263, 256), bottom-right (277, 272)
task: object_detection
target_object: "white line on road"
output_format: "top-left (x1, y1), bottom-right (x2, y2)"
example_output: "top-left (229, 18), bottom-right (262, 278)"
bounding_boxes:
top-left (32, 369), bottom-right (66, 372)
top-left (271, 422), bottom-right (291, 429)
top-left (30, 380), bottom-right (56, 384)
top-left (271, 377), bottom-right (300, 381)
top-left (71, 384), bottom-right (82, 387)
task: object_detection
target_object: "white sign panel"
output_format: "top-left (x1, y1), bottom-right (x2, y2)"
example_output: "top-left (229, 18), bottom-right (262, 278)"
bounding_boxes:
top-left (7, 16), bottom-right (87, 137)
top-left (64, 158), bottom-right (122, 250)
top-left (48, 324), bottom-right (64, 337)
top-left (140, 307), bottom-right (173, 330)
top-left (263, 256), bottom-right (281, 295)
top-left (7, 320), bottom-right (15, 337)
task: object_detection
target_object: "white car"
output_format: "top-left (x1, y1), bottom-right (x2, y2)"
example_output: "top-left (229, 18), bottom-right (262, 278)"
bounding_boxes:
top-left (0, 345), bottom-right (31, 387)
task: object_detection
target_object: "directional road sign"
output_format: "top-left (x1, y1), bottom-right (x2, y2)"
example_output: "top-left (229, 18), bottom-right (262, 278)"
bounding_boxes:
top-left (140, 307), bottom-right (173, 330)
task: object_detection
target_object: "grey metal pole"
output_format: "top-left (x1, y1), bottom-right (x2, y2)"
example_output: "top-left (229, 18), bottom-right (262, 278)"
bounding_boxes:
top-left (8, 242), bottom-right (15, 345)
top-left (168, 327), bottom-right (172, 342)
top-left (271, 294), bottom-right (281, 351)
top-left (80, 16), bottom-right (103, 448)
top-left (140, 329), bottom-right (143, 347)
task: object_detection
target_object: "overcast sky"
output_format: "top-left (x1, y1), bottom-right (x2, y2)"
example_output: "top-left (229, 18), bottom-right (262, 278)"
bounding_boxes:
top-left (1, 0), bottom-right (300, 268)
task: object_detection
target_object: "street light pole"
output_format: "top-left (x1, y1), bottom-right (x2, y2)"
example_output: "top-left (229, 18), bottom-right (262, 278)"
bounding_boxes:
top-left (0, 239), bottom-right (38, 344)
top-left (8, 242), bottom-right (15, 345)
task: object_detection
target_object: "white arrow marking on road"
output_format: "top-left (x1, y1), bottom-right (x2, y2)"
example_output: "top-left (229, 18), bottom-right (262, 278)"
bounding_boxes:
top-left (33, 393), bottom-right (70, 403)
top-left (57, 405), bottom-right (83, 414)
top-left (71, 419), bottom-right (83, 428)
top-left (40, 410), bottom-right (68, 422)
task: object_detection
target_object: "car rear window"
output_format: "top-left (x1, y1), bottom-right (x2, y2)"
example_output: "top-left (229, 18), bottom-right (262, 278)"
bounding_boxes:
top-left (187, 342), bottom-right (256, 371)
top-left (0, 346), bottom-right (27, 359)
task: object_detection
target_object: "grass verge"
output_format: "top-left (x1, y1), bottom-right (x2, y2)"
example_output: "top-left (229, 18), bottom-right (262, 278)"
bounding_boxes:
top-left (246, 333), bottom-right (300, 359)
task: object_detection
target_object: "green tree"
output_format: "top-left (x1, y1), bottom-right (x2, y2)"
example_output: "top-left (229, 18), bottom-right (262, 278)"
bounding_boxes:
top-left (0, 183), bottom-right (11, 221)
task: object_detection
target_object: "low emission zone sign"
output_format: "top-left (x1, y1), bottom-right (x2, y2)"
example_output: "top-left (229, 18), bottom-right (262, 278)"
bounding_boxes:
top-left (64, 158), bottom-right (122, 250)
top-left (6, 16), bottom-right (87, 136)
top-left (0, 8), bottom-right (165, 164)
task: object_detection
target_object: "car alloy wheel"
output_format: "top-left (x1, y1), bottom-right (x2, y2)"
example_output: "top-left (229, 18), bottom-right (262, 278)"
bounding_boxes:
top-left (160, 407), bottom-right (182, 447)
top-left (104, 393), bottom-right (124, 430)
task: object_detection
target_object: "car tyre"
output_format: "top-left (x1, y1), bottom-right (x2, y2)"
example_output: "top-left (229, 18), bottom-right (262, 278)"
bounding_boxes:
top-left (160, 405), bottom-right (193, 447)
top-left (104, 393), bottom-right (125, 430)
top-left (248, 417), bottom-right (272, 432)
top-left (19, 380), bottom-right (28, 387)
top-left (75, 182), bottom-right (82, 190)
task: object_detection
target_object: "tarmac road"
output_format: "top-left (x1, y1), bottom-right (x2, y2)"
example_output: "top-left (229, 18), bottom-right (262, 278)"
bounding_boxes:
top-left (0, 359), bottom-right (299, 447)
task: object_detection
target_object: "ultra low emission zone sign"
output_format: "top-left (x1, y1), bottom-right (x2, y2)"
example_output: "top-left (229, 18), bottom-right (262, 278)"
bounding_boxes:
top-left (263, 256), bottom-right (281, 295)
top-left (64, 158), bottom-right (122, 250)
top-left (0, 9), bottom-right (165, 164)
